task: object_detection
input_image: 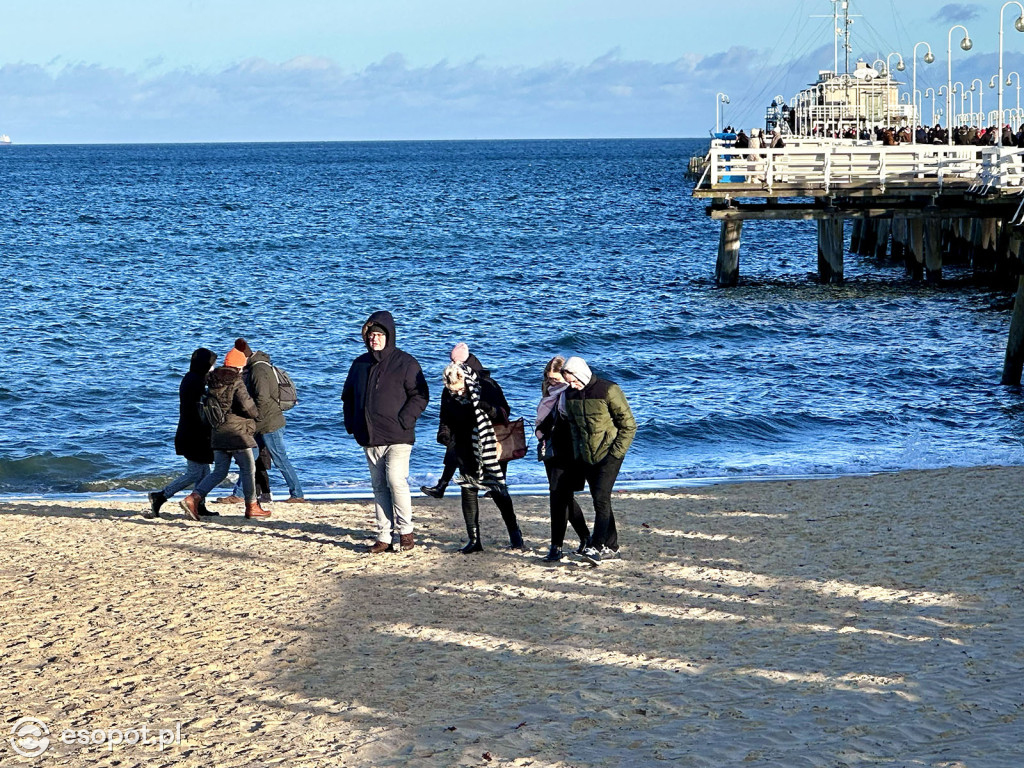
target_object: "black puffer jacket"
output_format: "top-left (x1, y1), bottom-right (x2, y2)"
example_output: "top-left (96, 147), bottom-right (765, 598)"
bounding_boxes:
top-left (342, 311), bottom-right (430, 447)
top-left (245, 350), bottom-right (286, 434)
top-left (206, 366), bottom-right (260, 452)
top-left (438, 368), bottom-right (509, 476)
top-left (174, 348), bottom-right (216, 464)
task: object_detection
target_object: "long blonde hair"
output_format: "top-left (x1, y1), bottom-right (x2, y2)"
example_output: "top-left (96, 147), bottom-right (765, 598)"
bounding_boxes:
top-left (542, 356), bottom-right (565, 397)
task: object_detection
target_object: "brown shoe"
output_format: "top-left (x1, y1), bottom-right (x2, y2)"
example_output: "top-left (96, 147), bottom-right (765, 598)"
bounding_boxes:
top-left (215, 495), bottom-right (244, 504)
top-left (282, 496), bottom-right (309, 504)
top-left (400, 533), bottom-right (415, 552)
top-left (244, 501), bottom-right (271, 519)
top-left (179, 492), bottom-right (202, 521)
top-left (368, 540), bottom-right (394, 554)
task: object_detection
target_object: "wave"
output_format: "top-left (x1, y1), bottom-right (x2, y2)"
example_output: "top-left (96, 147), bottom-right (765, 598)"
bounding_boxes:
top-left (0, 452), bottom-right (114, 493)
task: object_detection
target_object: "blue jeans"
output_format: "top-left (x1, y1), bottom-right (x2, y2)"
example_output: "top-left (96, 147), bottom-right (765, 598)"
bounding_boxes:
top-left (197, 449), bottom-right (256, 503)
top-left (364, 444), bottom-right (413, 543)
top-left (162, 459), bottom-right (210, 498)
top-left (233, 427), bottom-right (303, 499)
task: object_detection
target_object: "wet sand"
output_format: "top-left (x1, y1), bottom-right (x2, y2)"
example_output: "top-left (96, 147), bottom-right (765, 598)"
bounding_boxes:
top-left (2, 466), bottom-right (1023, 767)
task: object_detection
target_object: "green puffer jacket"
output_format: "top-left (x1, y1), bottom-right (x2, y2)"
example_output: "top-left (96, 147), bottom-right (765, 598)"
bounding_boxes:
top-left (564, 377), bottom-right (636, 465)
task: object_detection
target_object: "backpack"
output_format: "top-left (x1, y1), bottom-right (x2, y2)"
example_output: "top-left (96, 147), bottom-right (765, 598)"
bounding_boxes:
top-left (198, 391), bottom-right (227, 428)
top-left (254, 360), bottom-right (298, 411)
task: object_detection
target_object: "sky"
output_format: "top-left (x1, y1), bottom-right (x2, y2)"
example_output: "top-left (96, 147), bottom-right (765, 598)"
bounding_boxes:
top-left (0, 0), bottom-right (1020, 143)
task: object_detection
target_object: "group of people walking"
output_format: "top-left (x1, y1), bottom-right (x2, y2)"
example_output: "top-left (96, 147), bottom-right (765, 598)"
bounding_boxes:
top-left (149, 310), bottom-right (637, 565)
top-left (146, 338), bottom-right (308, 522)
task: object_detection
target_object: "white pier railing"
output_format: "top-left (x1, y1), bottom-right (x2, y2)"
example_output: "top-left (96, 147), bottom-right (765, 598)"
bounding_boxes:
top-left (700, 143), bottom-right (1024, 196)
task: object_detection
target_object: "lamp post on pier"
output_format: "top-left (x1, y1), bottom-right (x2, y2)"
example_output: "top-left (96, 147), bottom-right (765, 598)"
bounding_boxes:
top-left (715, 92), bottom-right (730, 134)
top-left (886, 53), bottom-right (905, 130)
top-left (1009, 72), bottom-right (1022, 129)
top-left (970, 79), bottom-right (984, 128)
top-left (998, 2), bottom-right (1024, 145)
top-left (911, 42), bottom-right (935, 143)
top-left (925, 87), bottom-right (937, 126)
top-left (947, 24), bottom-right (973, 145)
top-left (952, 82), bottom-right (966, 129)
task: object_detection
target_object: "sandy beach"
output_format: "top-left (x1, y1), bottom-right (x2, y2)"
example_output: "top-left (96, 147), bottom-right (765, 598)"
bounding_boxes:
top-left (2, 466), bottom-right (1023, 767)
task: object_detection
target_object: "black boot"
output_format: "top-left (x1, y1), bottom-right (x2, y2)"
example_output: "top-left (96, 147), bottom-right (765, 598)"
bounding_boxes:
top-left (198, 499), bottom-right (219, 517)
top-left (493, 487), bottom-right (524, 550)
top-left (145, 490), bottom-right (166, 519)
top-left (459, 489), bottom-right (483, 554)
top-left (420, 482), bottom-right (447, 499)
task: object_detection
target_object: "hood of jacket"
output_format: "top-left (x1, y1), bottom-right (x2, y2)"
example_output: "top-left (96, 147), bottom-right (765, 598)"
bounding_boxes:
top-left (362, 310), bottom-right (397, 360)
top-left (189, 347), bottom-right (217, 377)
top-left (208, 365), bottom-right (242, 390)
top-left (247, 349), bottom-right (272, 368)
top-left (562, 356), bottom-right (593, 388)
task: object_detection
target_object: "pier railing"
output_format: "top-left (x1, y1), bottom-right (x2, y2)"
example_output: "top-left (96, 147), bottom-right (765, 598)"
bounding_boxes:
top-left (699, 144), bottom-right (1024, 197)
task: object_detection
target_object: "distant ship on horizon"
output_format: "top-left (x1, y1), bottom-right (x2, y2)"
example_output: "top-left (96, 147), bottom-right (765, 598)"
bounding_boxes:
top-left (0, 135), bottom-right (11, 145)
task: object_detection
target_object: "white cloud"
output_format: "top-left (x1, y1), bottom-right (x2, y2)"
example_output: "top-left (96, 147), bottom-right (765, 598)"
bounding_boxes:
top-left (0, 45), bottom-right (1016, 143)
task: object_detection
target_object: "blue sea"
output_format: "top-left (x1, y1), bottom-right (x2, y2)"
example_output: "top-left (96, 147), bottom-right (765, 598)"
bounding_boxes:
top-left (1, 139), bottom-right (1022, 498)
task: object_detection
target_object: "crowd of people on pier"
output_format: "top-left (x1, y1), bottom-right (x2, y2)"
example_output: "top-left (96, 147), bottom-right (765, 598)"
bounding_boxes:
top-left (146, 311), bottom-right (637, 566)
top-left (798, 123), bottom-right (1024, 146)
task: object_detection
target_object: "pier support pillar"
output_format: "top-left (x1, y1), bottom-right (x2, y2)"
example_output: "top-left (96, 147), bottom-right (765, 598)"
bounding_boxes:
top-left (850, 219), bottom-right (863, 254)
top-left (907, 218), bottom-right (925, 280)
top-left (716, 220), bottom-right (742, 287)
top-left (817, 217), bottom-right (844, 284)
top-left (891, 216), bottom-right (908, 263)
top-left (1002, 274), bottom-right (1024, 385)
top-left (873, 219), bottom-right (891, 260)
top-left (857, 219), bottom-right (878, 256)
top-left (924, 216), bottom-right (943, 283)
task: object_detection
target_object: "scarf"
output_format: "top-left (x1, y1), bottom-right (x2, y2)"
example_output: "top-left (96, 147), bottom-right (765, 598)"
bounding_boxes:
top-left (451, 364), bottom-right (505, 490)
top-left (535, 382), bottom-right (568, 439)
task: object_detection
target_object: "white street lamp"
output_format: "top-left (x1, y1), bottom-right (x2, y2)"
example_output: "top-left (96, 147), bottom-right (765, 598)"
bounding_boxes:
top-left (947, 24), bottom-right (973, 145)
top-left (999, 2), bottom-right (1024, 145)
top-left (715, 92), bottom-right (730, 134)
top-left (912, 42), bottom-right (935, 143)
top-left (1009, 72), bottom-right (1023, 129)
top-left (925, 87), bottom-right (937, 126)
top-left (970, 79), bottom-right (984, 128)
top-left (885, 53), bottom-right (905, 129)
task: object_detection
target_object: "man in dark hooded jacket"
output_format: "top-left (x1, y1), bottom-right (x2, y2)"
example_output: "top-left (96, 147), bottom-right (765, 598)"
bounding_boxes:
top-left (343, 311), bottom-right (429, 553)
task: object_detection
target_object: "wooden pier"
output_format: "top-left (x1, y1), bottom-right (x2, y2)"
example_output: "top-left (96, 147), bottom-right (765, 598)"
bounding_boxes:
top-left (692, 140), bottom-right (1024, 383)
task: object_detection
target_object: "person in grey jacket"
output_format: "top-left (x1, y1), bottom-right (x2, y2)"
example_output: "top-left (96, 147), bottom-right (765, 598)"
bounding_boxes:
top-left (218, 338), bottom-right (306, 504)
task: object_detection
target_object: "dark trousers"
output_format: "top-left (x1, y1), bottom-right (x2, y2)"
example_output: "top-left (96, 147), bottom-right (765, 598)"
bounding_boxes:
top-left (461, 485), bottom-right (519, 537)
top-left (584, 455), bottom-right (623, 551)
top-left (545, 461), bottom-right (590, 548)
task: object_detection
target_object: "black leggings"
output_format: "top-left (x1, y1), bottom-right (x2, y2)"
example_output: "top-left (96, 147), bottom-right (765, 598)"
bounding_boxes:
top-left (546, 461), bottom-right (590, 548)
top-left (461, 485), bottom-right (519, 536)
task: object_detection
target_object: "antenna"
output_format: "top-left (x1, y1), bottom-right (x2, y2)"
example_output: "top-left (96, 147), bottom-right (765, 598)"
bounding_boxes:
top-left (812, 0), bottom-right (860, 76)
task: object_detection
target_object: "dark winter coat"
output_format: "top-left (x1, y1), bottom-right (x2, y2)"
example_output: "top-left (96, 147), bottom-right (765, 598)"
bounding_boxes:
top-left (206, 366), bottom-right (260, 452)
top-left (174, 348), bottom-right (216, 464)
top-left (342, 310), bottom-right (430, 447)
top-left (564, 377), bottom-right (637, 465)
top-left (244, 350), bottom-right (286, 435)
top-left (437, 370), bottom-right (509, 476)
top-left (536, 407), bottom-right (576, 469)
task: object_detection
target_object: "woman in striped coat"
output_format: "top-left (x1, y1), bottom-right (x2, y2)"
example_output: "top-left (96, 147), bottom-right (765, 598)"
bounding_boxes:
top-left (438, 359), bottom-right (525, 553)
